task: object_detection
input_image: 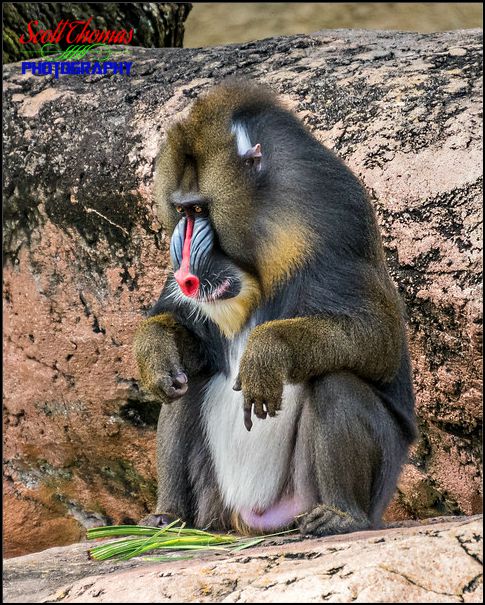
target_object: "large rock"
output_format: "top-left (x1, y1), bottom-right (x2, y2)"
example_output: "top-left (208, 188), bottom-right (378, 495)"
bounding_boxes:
top-left (2, 516), bottom-right (483, 603)
top-left (3, 29), bottom-right (483, 557)
top-left (2, 2), bottom-right (192, 63)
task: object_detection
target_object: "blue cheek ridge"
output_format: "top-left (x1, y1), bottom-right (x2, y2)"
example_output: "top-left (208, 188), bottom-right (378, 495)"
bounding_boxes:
top-left (170, 217), bottom-right (186, 270)
top-left (169, 217), bottom-right (215, 274)
top-left (190, 218), bottom-right (214, 272)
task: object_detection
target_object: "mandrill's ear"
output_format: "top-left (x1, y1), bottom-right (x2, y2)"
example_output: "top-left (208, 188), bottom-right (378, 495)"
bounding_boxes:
top-left (242, 144), bottom-right (262, 171)
top-left (232, 122), bottom-right (263, 172)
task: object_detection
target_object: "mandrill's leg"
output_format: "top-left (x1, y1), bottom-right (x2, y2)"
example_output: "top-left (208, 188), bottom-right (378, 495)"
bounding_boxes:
top-left (142, 393), bottom-right (198, 526)
top-left (141, 378), bottom-right (226, 530)
top-left (298, 371), bottom-right (408, 536)
top-left (140, 396), bottom-right (195, 527)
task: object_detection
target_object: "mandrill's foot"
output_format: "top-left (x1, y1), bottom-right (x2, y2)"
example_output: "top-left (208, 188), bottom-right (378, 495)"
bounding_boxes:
top-left (298, 504), bottom-right (370, 537)
top-left (138, 512), bottom-right (180, 528)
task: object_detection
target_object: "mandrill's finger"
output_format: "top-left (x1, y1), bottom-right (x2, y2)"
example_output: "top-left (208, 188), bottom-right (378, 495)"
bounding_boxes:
top-left (170, 371), bottom-right (188, 397)
top-left (154, 370), bottom-right (188, 399)
top-left (243, 403), bottom-right (253, 432)
top-left (253, 400), bottom-right (267, 420)
top-left (153, 373), bottom-right (173, 396)
top-left (233, 375), bottom-right (242, 391)
top-left (172, 371), bottom-right (188, 388)
top-left (266, 396), bottom-right (281, 417)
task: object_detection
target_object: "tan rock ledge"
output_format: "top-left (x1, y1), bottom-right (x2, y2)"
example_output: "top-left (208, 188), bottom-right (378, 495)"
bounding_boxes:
top-left (3, 515), bottom-right (483, 603)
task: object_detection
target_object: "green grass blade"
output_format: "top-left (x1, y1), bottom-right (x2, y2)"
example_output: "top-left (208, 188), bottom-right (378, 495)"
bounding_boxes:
top-left (229, 537), bottom-right (266, 551)
top-left (142, 554), bottom-right (196, 562)
top-left (87, 526), bottom-right (160, 539)
top-left (87, 519), bottom-right (182, 539)
top-left (111, 528), bottom-right (169, 561)
top-left (87, 521), bottom-right (298, 562)
top-left (89, 534), bottom-right (236, 561)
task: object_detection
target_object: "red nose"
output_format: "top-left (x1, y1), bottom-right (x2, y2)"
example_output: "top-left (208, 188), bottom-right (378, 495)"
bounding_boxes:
top-left (174, 269), bottom-right (200, 297)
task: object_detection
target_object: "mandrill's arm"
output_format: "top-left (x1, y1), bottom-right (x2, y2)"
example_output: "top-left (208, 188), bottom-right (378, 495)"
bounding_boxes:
top-left (235, 295), bottom-right (403, 430)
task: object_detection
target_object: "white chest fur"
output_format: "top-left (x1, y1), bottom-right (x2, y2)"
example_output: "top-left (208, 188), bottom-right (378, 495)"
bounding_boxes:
top-left (201, 332), bottom-right (304, 513)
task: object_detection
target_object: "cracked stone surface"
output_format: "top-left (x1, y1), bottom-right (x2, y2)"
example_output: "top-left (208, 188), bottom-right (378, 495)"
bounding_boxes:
top-left (3, 29), bottom-right (483, 557)
top-left (2, 516), bottom-right (483, 603)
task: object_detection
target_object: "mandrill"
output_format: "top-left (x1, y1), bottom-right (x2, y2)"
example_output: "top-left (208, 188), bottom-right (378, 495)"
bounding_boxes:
top-left (134, 80), bottom-right (416, 536)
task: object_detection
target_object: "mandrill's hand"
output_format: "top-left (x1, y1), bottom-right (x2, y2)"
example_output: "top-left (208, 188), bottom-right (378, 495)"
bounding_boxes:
top-left (233, 325), bottom-right (292, 431)
top-left (133, 315), bottom-right (189, 402)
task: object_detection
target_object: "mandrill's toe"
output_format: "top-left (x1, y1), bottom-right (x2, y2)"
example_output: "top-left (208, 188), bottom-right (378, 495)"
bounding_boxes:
top-left (138, 512), bottom-right (180, 528)
top-left (298, 504), bottom-right (370, 537)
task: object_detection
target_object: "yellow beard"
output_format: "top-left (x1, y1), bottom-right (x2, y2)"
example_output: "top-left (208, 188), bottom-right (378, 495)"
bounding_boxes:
top-left (199, 273), bottom-right (261, 338)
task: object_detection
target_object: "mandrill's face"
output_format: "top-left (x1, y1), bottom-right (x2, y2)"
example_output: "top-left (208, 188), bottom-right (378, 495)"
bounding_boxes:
top-left (169, 205), bottom-right (243, 303)
top-left (154, 99), bottom-right (264, 336)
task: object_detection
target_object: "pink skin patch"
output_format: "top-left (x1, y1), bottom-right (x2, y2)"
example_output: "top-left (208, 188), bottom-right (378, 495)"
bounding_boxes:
top-left (207, 278), bottom-right (230, 302)
top-left (174, 216), bottom-right (200, 297)
top-left (239, 495), bottom-right (308, 532)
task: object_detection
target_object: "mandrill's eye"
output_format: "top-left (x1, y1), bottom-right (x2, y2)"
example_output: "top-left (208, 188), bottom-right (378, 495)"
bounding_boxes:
top-left (176, 205), bottom-right (184, 214)
top-left (193, 205), bottom-right (203, 214)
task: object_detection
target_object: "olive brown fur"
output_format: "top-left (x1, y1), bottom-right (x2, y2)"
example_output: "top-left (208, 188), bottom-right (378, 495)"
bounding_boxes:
top-left (133, 80), bottom-right (416, 536)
